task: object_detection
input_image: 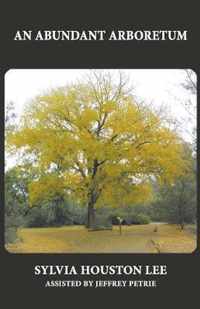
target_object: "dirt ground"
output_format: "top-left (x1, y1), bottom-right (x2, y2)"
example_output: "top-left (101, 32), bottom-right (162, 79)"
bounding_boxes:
top-left (6, 223), bottom-right (197, 254)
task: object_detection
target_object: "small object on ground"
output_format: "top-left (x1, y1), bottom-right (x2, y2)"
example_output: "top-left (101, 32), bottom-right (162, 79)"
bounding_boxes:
top-left (154, 225), bottom-right (158, 232)
top-left (117, 217), bottom-right (123, 235)
top-left (150, 239), bottom-right (161, 253)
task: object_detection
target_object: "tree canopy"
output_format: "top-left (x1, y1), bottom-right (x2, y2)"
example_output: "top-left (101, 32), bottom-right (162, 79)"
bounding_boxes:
top-left (7, 72), bottom-right (186, 227)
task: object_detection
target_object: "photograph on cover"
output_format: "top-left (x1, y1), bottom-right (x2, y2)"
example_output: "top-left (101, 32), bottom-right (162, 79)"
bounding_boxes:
top-left (4, 69), bottom-right (197, 253)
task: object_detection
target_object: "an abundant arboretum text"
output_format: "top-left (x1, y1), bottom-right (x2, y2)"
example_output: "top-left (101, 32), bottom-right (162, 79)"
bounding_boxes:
top-left (14, 30), bottom-right (187, 41)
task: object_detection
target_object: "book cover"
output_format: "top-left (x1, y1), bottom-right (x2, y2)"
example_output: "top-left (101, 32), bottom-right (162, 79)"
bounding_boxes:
top-left (1, 3), bottom-right (199, 306)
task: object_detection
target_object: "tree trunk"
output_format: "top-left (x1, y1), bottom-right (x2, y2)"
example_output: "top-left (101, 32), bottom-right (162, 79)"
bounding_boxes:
top-left (178, 202), bottom-right (184, 230)
top-left (87, 203), bottom-right (95, 228)
top-left (180, 221), bottom-right (185, 230)
top-left (86, 190), bottom-right (96, 228)
top-left (119, 223), bottom-right (122, 235)
top-left (178, 183), bottom-right (185, 230)
top-left (86, 174), bottom-right (100, 228)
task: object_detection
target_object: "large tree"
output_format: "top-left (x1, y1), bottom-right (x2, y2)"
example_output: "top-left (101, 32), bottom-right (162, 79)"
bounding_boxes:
top-left (7, 72), bottom-right (185, 228)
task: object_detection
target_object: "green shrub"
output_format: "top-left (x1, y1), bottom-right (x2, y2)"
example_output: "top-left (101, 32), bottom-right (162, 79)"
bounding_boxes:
top-left (5, 227), bottom-right (18, 244)
top-left (90, 214), bottom-right (112, 230)
top-left (25, 203), bottom-right (73, 227)
top-left (110, 212), bottom-right (150, 225)
top-left (5, 210), bottom-right (25, 244)
top-left (131, 214), bottom-right (150, 225)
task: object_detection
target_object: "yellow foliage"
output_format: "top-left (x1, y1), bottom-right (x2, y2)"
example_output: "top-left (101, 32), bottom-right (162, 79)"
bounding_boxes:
top-left (29, 175), bottom-right (65, 206)
top-left (7, 77), bottom-right (186, 210)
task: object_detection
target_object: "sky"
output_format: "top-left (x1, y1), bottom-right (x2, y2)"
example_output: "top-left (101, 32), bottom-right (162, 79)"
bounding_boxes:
top-left (5, 68), bottom-right (196, 147)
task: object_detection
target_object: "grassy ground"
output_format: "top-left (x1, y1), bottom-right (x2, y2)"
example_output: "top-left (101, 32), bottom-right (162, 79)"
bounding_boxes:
top-left (6, 223), bottom-right (197, 254)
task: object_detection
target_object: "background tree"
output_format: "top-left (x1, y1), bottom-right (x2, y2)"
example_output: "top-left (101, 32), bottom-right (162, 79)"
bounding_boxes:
top-left (150, 143), bottom-right (196, 229)
top-left (181, 69), bottom-right (197, 96)
top-left (7, 72), bottom-right (186, 228)
top-left (5, 167), bottom-right (28, 243)
top-left (180, 69), bottom-right (197, 149)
